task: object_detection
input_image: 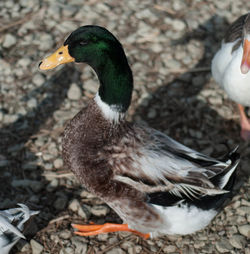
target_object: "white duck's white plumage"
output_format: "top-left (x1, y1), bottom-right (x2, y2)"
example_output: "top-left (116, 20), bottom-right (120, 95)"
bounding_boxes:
top-left (0, 204), bottom-right (39, 254)
top-left (212, 39), bottom-right (250, 106)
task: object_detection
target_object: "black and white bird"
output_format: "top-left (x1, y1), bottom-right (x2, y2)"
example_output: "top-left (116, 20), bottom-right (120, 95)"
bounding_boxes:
top-left (0, 204), bottom-right (39, 254)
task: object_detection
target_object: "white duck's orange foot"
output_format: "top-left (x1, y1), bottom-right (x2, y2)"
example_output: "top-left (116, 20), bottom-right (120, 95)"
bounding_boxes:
top-left (71, 223), bottom-right (150, 239)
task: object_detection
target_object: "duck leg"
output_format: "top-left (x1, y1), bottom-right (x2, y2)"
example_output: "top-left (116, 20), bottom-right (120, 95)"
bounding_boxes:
top-left (72, 223), bottom-right (150, 239)
top-left (238, 104), bottom-right (250, 140)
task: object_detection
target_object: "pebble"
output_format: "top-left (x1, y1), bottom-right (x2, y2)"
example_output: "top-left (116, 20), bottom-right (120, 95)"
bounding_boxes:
top-left (91, 205), bottom-right (110, 217)
top-left (67, 83), bottom-right (82, 100)
top-left (54, 158), bottom-right (64, 168)
top-left (38, 33), bottom-right (54, 51)
top-left (163, 245), bottom-right (177, 252)
top-left (172, 19), bottom-right (186, 31)
top-left (16, 239), bottom-right (31, 252)
top-left (46, 179), bottom-right (59, 192)
top-left (32, 73), bottom-right (45, 86)
top-left (54, 196), bottom-right (68, 210)
top-left (60, 247), bottom-right (74, 254)
top-left (0, 159), bottom-right (10, 167)
top-left (215, 238), bottom-right (233, 253)
top-left (30, 239), bottom-right (44, 254)
top-left (83, 79), bottom-right (98, 94)
top-left (229, 234), bottom-right (247, 249)
top-left (59, 230), bottom-right (72, 240)
top-left (238, 206), bottom-right (250, 216)
top-left (27, 98), bottom-right (38, 108)
top-left (74, 242), bottom-right (87, 254)
top-left (147, 108), bottom-right (157, 119)
top-left (106, 247), bottom-right (125, 254)
top-left (17, 57), bottom-right (31, 67)
top-left (3, 33), bottom-right (17, 48)
top-left (238, 224), bottom-right (250, 238)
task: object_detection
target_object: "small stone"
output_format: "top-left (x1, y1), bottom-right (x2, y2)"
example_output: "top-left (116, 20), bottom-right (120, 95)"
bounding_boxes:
top-left (208, 96), bottom-right (223, 105)
top-left (83, 79), bottom-right (98, 94)
top-left (0, 159), bottom-right (10, 167)
top-left (238, 224), bottom-right (250, 238)
top-left (106, 247), bottom-right (125, 254)
top-left (54, 158), bottom-right (63, 169)
top-left (62, 5), bottom-right (77, 17)
top-left (245, 248), bottom-right (250, 254)
top-left (172, 19), bottom-right (186, 31)
top-left (91, 205), bottom-right (110, 217)
top-left (30, 239), bottom-right (43, 254)
top-left (215, 238), bottom-right (233, 253)
top-left (69, 199), bottom-right (90, 219)
top-left (54, 196), bottom-right (68, 210)
top-left (78, 205), bottom-right (90, 219)
top-left (38, 33), bottom-right (54, 51)
top-left (17, 57), bottom-right (31, 67)
top-left (97, 233), bottom-right (108, 241)
top-left (69, 199), bottom-right (80, 212)
top-left (16, 239), bottom-right (31, 252)
top-left (59, 230), bottom-right (72, 240)
top-left (147, 108), bottom-right (157, 119)
top-left (46, 179), bottom-right (59, 192)
top-left (32, 73), bottom-right (45, 86)
top-left (67, 83), bottom-right (81, 100)
top-left (163, 245), bottom-right (176, 252)
top-left (121, 241), bottom-right (134, 250)
top-left (229, 234), bottom-right (247, 249)
top-left (27, 98), bottom-right (38, 108)
top-left (3, 34), bottom-right (17, 48)
top-left (73, 241), bottom-right (87, 254)
top-left (238, 206), bottom-right (250, 216)
top-left (60, 247), bottom-right (74, 254)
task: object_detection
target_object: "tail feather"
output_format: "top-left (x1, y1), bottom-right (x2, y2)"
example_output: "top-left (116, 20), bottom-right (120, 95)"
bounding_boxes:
top-left (211, 147), bottom-right (240, 190)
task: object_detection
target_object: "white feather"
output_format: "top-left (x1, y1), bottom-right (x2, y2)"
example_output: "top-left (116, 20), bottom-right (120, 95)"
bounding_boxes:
top-left (94, 93), bottom-right (124, 123)
top-left (152, 204), bottom-right (217, 236)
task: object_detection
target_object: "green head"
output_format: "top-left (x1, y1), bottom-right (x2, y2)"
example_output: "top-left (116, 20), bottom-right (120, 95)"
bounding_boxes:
top-left (40, 25), bottom-right (133, 112)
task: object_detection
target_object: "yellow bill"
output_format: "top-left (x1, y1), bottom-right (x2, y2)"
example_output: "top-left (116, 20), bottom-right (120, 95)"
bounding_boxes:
top-left (39, 45), bottom-right (75, 70)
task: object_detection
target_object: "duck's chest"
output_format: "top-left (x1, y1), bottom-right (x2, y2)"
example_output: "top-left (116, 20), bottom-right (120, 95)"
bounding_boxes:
top-left (61, 104), bottom-right (134, 183)
top-left (214, 44), bottom-right (250, 106)
top-left (223, 49), bottom-right (250, 105)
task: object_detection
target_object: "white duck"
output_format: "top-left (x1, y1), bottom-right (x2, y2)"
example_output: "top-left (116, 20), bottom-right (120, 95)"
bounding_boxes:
top-left (212, 13), bottom-right (250, 140)
top-left (0, 204), bottom-right (39, 254)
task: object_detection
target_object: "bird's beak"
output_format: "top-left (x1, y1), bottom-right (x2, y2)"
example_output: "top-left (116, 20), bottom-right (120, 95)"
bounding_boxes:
top-left (39, 45), bottom-right (75, 70)
top-left (241, 38), bottom-right (250, 74)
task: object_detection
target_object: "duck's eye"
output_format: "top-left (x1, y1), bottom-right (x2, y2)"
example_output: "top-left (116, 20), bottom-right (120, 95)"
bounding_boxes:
top-left (58, 51), bottom-right (63, 55)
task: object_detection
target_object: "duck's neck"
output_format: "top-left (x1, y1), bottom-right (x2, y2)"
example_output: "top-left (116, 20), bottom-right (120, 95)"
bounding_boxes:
top-left (91, 48), bottom-right (133, 122)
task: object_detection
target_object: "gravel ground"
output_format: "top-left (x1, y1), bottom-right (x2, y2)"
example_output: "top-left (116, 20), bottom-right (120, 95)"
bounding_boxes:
top-left (0, 0), bottom-right (250, 253)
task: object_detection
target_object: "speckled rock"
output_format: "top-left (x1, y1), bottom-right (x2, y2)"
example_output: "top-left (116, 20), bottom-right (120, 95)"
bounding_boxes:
top-left (30, 239), bottom-right (43, 254)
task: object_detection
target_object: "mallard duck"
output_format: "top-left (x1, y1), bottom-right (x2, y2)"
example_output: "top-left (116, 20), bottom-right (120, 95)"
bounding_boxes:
top-left (212, 13), bottom-right (250, 140)
top-left (0, 204), bottom-right (39, 254)
top-left (39, 26), bottom-right (240, 238)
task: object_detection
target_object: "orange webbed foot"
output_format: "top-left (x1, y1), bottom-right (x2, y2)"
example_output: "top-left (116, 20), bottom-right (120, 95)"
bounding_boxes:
top-left (71, 223), bottom-right (150, 239)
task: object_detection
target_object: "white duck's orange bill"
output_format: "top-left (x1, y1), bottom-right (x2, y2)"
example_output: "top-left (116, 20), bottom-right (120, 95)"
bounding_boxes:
top-left (241, 39), bottom-right (250, 74)
top-left (39, 45), bottom-right (75, 70)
